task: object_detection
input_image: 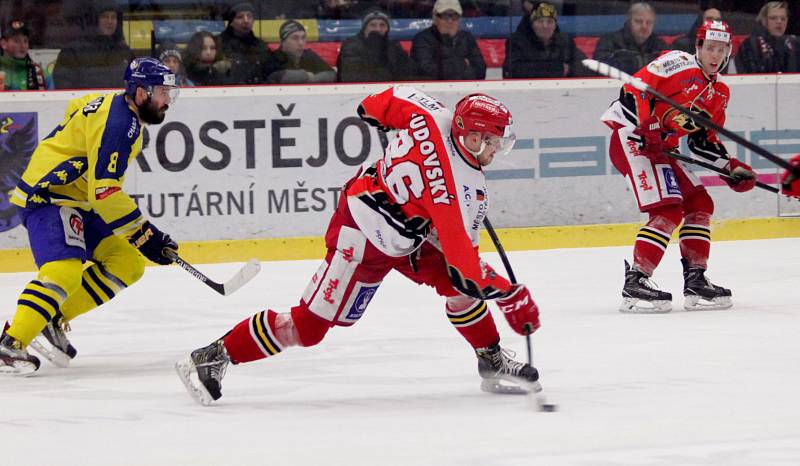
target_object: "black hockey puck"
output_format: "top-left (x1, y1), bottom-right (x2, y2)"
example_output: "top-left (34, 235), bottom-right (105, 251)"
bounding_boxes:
top-left (540, 403), bottom-right (558, 412)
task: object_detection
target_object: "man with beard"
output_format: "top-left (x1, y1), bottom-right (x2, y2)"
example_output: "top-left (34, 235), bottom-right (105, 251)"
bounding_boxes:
top-left (337, 9), bottom-right (419, 83)
top-left (0, 58), bottom-right (180, 375)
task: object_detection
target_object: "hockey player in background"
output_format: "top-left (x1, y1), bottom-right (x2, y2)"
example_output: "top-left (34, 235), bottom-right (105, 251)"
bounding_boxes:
top-left (0, 58), bottom-right (180, 375)
top-left (781, 155), bottom-right (800, 198)
top-left (601, 20), bottom-right (756, 314)
top-left (176, 86), bottom-right (541, 405)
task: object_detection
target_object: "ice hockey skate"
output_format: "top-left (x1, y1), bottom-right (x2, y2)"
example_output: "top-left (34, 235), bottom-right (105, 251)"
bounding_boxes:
top-left (620, 260), bottom-right (672, 313)
top-left (476, 342), bottom-right (541, 395)
top-left (0, 323), bottom-right (41, 376)
top-left (175, 339), bottom-right (230, 406)
top-left (682, 258), bottom-right (733, 311)
top-left (29, 314), bottom-right (77, 368)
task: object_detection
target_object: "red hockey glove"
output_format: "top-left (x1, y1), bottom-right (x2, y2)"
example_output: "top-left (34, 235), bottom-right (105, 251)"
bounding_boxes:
top-left (722, 158), bottom-right (756, 192)
top-left (780, 154), bottom-right (800, 198)
top-left (496, 284), bottom-right (540, 336)
top-left (633, 116), bottom-right (672, 161)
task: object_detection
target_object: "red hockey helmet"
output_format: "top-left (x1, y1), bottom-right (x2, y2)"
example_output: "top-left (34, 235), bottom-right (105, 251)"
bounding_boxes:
top-left (452, 93), bottom-right (516, 156)
top-left (696, 19), bottom-right (732, 45)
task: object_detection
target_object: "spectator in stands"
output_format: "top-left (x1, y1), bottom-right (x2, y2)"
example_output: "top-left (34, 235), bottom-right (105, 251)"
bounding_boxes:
top-left (158, 42), bottom-right (193, 87)
top-left (268, 20), bottom-right (336, 84)
top-left (593, 2), bottom-right (667, 75)
top-left (502, 2), bottom-right (588, 78)
top-left (52, 0), bottom-right (134, 89)
top-left (337, 9), bottom-right (418, 82)
top-left (184, 31), bottom-right (232, 86)
top-left (672, 3), bottom-right (722, 54)
top-left (735, 1), bottom-right (799, 74)
top-left (411, 0), bottom-right (486, 80)
top-left (218, 2), bottom-right (278, 85)
top-left (0, 19), bottom-right (53, 90)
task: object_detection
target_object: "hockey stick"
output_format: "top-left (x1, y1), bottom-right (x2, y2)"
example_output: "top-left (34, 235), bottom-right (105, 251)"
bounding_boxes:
top-left (481, 217), bottom-right (531, 364)
top-left (165, 250), bottom-right (261, 296)
top-left (665, 150), bottom-right (780, 194)
top-left (582, 58), bottom-right (796, 173)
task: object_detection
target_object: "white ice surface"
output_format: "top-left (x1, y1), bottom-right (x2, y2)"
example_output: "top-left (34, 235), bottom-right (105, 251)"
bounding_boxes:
top-left (2, 238), bottom-right (800, 466)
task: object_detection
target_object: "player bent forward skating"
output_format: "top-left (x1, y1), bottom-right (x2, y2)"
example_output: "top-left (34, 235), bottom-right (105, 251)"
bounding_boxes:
top-left (176, 86), bottom-right (541, 405)
top-left (600, 20), bottom-right (756, 313)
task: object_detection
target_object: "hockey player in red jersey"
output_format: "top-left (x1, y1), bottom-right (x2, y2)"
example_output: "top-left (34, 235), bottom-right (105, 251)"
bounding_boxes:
top-left (781, 154), bottom-right (800, 198)
top-left (601, 20), bottom-right (756, 313)
top-left (176, 86), bottom-right (541, 405)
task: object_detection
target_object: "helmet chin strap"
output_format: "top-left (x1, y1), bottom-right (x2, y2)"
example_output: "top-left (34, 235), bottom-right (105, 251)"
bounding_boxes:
top-left (458, 135), bottom-right (485, 158)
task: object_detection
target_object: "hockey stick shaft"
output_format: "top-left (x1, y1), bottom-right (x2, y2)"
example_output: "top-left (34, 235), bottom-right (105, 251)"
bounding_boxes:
top-left (665, 151), bottom-right (780, 193)
top-left (164, 250), bottom-right (261, 296)
top-left (482, 217), bottom-right (532, 365)
top-left (583, 59), bottom-right (795, 172)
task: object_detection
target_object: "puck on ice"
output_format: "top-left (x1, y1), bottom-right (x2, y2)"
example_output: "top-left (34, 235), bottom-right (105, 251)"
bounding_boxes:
top-left (540, 403), bottom-right (557, 412)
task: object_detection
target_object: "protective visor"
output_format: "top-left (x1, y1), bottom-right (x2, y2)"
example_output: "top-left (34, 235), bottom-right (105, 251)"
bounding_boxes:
top-left (151, 85), bottom-right (180, 103)
top-left (484, 125), bottom-right (516, 157)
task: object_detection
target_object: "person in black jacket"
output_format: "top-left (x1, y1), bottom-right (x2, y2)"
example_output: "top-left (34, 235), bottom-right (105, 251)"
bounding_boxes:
top-left (217, 2), bottom-right (278, 85)
top-left (337, 9), bottom-right (418, 82)
top-left (503, 2), bottom-right (587, 78)
top-left (411, 0), bottom-right (486, 80)
top-left (593, 2), bottom-right (667, 75)
top-left (267, 20), bottom-right (336, 84)
top-left (52, 0), bottom-right (134, 89)
top-left (735, 1), bottom-right (799, 74)
top-left (184, 31), bottom-right (232, 86)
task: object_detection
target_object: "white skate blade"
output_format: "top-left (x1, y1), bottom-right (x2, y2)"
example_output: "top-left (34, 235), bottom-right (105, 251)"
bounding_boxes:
top-left (175, 357), bottom-right (215, 406)
top-left (29, 338), bottom-right (71, 368)
top-left (619, 297), bottom-right (672, 314)
top-left (0, 359), bottom-right (39, 376)
top-left (481, 377), bottom-right (542, 395)
top-left (684, 294), bottom-right (733, 311)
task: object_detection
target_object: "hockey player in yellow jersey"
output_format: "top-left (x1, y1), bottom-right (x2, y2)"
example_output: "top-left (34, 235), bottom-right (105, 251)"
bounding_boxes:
top-left (0, 57), bottom-right (180, 375)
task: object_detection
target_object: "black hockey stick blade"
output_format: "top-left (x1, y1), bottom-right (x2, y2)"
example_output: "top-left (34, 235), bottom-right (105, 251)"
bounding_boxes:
top-left (665, 151), bottom-right (780, 194)
top-left (165, 250), bottom-right (261, 296)
top-left (583, 58), bottom-right (796, 173)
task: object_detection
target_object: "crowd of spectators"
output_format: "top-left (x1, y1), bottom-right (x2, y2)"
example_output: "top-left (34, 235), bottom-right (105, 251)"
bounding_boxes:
top-left (1, 0), bottom-right (800, 91)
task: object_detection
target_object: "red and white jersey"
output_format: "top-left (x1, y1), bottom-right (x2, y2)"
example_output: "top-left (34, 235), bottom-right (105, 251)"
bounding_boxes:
top-left (347, 86), bottom-right (512, 299)
top-left (602, 50), bottom-right (732, 169)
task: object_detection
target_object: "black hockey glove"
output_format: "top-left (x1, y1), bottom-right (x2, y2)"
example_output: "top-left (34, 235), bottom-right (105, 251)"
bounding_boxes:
top-left (129, 221), bottom-right (178, 265)
top-left (357, 104), bottom-right (391, 132)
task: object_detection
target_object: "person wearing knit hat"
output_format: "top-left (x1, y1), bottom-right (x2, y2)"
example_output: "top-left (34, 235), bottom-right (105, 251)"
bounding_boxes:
top-left (503, 1), bottom-right (589, 78)
top-left (337, 9), bottom-right (419, 83)
top-left (158, 42), bottom-right (193, 86)
top-left (52, 1), bottom-right (134, 89)
top-left (410, 0), bottom-right (486, 80)
top-left (268, 20), bottom-right (335, 84)
top-left (217, 1), bottom-right (278, 84)
top-left (0, 19), bottom-right (54, 90)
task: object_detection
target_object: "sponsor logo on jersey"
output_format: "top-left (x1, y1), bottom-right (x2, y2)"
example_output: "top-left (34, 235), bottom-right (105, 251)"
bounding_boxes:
top-left (409, 114), bottom-right (452, 205)
top-left (82, 96), bottom-right (104, 116)
top-left (345, 283), bottom-right (379, 321)
top-left (661, 167), bottom-right (681, 195)
top-left (475, 189), bottom-right (485, 201)
top-left (95, 186), bottom-right (121, 200)
top-left (127, 118), bottom-right (138, 139)
top-left (341, 246), bottom-right (355, 263)
top-left (69, 214), bottom-right (84, 235)
top-left (322, 278), bottom-right (340, 304)
top-left (638, 170), bottom-right (653, 191)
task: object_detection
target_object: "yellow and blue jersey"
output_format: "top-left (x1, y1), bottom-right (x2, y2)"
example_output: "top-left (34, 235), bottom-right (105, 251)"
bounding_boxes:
top-left (11, 92), bottom-right (145, 238)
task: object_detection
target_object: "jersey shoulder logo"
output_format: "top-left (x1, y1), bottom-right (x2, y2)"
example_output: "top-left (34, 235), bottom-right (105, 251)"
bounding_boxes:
top-left (82, 96), bottom-right (105, 116)
top-left (647, 51), bottom-right (695, 77)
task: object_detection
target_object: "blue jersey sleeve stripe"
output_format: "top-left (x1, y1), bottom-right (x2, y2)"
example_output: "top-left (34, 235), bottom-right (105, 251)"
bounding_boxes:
top-left (107, 207), bottom-right (144, 232)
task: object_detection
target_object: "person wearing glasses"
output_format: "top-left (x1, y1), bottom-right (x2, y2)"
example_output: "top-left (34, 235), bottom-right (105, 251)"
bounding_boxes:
top-left (411, 0), bottom-right (486, 80)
